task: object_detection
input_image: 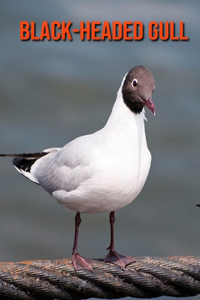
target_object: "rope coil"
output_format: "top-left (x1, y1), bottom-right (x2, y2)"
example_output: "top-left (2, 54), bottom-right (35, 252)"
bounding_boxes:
top-left (0, 256), bottom-right (200, 299)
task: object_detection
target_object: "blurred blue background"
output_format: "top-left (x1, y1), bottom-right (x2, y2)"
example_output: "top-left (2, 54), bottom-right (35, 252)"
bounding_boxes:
top-left (0, 1), bottom-right (200, 299)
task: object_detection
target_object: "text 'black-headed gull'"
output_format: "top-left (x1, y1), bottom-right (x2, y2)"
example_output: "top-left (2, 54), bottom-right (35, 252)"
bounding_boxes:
top-left (0, 66), bottom-right (155, 271)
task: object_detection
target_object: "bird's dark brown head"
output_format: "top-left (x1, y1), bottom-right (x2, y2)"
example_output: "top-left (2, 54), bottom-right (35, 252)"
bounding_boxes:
top-left (122, 66), bottom-right (155, 115)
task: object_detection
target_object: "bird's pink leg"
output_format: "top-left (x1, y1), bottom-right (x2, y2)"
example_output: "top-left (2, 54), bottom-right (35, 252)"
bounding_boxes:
top-left (71, 212), bottom-right (93, 271)
top-left (104, 211), bottom-right (135, 269)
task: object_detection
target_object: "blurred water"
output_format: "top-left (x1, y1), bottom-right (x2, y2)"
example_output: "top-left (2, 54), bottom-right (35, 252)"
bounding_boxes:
top-left (1, 1), bottom-right (200, 299)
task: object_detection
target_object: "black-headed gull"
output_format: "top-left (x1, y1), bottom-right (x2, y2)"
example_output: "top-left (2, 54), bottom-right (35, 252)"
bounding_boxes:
top-left (0, 66), bottom-right (155, 271)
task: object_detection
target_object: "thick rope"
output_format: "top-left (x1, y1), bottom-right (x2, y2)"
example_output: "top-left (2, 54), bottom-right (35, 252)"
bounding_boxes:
top-left (0, 256), bottom-right (200, 299)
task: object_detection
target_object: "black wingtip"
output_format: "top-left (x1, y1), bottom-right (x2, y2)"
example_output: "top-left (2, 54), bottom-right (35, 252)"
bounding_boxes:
top-left (12, 157), bottom-right (37, 173)
top-left (12, 152), bottom-right (48, 171)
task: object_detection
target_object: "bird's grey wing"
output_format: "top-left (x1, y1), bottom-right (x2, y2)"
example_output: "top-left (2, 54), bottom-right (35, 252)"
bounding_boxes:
top-left (31, 135), bottom-right (99, 195)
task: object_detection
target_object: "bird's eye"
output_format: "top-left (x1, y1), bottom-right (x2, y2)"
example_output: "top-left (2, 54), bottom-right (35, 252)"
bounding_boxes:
top-left (131, 79), bottom-right (138, 88)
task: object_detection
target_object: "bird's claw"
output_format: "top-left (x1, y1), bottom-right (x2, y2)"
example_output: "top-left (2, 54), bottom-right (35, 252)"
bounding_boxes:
top-left (72, 253), bottom-right (93, 272)
top-left (104, 250), bottom-right (135, 269)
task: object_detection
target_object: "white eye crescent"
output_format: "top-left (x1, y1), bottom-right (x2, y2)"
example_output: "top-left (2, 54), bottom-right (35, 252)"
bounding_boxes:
top-left (131, 79), bottom-right (138, 88)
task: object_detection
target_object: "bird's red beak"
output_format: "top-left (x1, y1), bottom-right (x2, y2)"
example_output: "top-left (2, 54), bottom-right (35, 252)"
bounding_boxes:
top-left (142, 98), bottom-right (155, 116)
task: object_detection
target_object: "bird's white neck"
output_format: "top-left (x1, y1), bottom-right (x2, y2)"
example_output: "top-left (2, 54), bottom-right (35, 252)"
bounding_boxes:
top-left (104, 85), bottom-right (146, 135)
